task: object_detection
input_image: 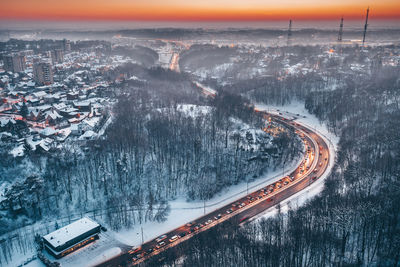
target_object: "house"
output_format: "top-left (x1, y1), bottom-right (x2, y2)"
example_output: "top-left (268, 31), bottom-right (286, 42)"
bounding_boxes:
top-left (70, 123), bottom-right (83, 136)
top-left (44, 110), bottom-right (63, 125)
top-left (40, 127), bottom-right (57, 138)
top-left (67, 92), bottom-right (79, 100)
top-left (79, 130), bottom-right (96, 140)
top-left (73, 101), bottom-right (91, 112)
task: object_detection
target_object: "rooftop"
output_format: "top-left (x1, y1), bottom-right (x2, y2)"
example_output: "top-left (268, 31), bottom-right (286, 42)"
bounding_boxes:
top-left (43, 217), bottom-right (100, 249)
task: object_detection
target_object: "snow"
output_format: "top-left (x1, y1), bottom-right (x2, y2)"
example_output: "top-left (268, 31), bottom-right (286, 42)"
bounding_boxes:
top-left (79, 130), bottom-right (96, 140)
top-left (3, 254), bottom-right (45, 267)
top-left (251, 101), bottom-right (339, 221)
top-left (55, 232), bottom-right (127, 267)
top-left (97, 115), bottom-right (113, 137)
top-left (86, 247), bottom-right (122, 267)
top-left (25, 259), bottom-right (46, 267)
top-left (40, 127), bottom-right (57, 137)
top-left (43, 217), bottom-right (100, 249)
top-left (176, 104), bottom-right (212, 117)
top-left (113, 152), bottom-right (303, 247)
top-left (10, 144), bottom-right (25, 157)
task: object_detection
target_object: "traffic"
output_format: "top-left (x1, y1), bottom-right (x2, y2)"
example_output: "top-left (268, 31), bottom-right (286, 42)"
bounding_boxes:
top-left (98, 112), bottom-right (330, 267)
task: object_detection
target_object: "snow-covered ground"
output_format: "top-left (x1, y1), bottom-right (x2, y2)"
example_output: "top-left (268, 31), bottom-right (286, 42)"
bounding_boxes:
top-left (4, 101), bottom-right (336, 267)
top-left (113, 101), bottom-right (338, 248)
top-left (250, 101), bottom-right (339, 221)
top-left (49, 231), bottom-right (126, 267)
top-left (112, 148), bottom-right (303, 248)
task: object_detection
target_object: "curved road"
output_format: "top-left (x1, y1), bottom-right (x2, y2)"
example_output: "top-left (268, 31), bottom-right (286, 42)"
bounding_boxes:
top-left (97, 111), bottom-right (331, 267)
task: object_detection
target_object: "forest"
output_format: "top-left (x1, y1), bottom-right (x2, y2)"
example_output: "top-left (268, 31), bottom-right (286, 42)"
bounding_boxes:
top-left (0, 39), bottom-right (399, 266)
top-left (0, 61), bottom-right (301, 266)
top-left (146, 45), bottom-right (400, 266)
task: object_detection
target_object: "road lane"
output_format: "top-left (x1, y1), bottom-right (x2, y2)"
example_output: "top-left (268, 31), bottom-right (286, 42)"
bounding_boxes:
top-left (97, 112), bottom-right (331, 267)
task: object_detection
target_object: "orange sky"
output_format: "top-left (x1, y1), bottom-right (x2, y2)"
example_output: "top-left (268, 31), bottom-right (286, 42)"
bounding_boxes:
top-left (0, 0), bottom-right (399, 21)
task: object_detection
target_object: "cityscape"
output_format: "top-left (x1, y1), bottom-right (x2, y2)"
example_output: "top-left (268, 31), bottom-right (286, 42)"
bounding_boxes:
top-left (0, 1), bottom-right (399, 267)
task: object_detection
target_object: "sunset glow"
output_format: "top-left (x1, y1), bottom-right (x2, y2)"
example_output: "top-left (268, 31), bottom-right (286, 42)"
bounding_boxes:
top-left (0, 0), bottom-right (399, 21)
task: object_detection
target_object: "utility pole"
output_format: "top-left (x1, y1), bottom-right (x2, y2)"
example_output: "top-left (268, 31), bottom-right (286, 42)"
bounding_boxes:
top-left (362, 7), bottom-right (370, 46)
top-left (338, 17), bottom-right (344, 42)
top-left (141, 226), bottom-right (144, 244)
top-left (287, 20), bottom-right (292, 46)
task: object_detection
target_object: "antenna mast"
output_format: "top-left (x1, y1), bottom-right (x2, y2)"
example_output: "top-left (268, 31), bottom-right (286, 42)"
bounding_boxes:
top-left (287, 20), bottom-right (292, 46)
top-left (362, 7), bottom-right (369, 45)
top-left (338, 17), bottom-right (344, 42)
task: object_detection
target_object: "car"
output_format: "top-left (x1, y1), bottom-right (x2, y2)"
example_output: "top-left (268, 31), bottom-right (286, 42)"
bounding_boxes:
top-left (156, 242), bottom-right (166, 249)
top-left (226, 209), bottom-right (233, 214)
top-left (147, 248), bottom-right (153, 253)
top-left (179, 232), bottom-right (186, 238)
top-left (290, 176), bottom-right (295, 181)
top-left (311, 176), bottom-right (317, 180)
top-left (267, 198), bottom-right (273, 202)
top-left (169, 235), bottom-right (179, 242)
top-left (155, 235), bottom-right (167, 243)
top-left (319, 162), bottom-right (323, 167)
top-left (276, 183), bottom-right (282, 188)
top-left (283, 180), bottom-right (289, 185)
top-left (325, 157), bottom-right (328, 161)
top-left (186, 222), bottom-right (194, 227)
top-left (128, 246), bottom-right (142, 254)
top-left (313, 169), bottom-right (318, 173)
top-left (206, 219), bottom-right (213, 225)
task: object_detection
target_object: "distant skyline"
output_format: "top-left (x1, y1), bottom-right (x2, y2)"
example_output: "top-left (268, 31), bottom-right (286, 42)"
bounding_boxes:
top-left (0, 0), bottom-right (399, 21)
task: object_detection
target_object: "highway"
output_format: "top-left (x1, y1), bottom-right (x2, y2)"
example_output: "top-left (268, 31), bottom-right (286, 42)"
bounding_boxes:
top-left (97, 111), bottom-right (331, 267)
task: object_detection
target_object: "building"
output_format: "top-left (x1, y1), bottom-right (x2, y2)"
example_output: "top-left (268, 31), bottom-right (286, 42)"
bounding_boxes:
top-left (63, 39), bottom-right (71, 52)
top-left (51, 49), bottom-right (64, 64)
top-left (33, 62), bottom-right (53, 85)
top-left (3, 53), bottom-right (26, 73)
top-left (42, 217), bottom-right (101, 258)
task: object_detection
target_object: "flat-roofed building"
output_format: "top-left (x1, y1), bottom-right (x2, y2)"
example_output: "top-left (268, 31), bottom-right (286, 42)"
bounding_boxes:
top-left (42, 217), bottom-right (101, 258)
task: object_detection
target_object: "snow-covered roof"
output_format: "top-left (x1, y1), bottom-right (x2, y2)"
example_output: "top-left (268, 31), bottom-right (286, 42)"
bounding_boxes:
top-left (33, 91), bottom-right (47, 98)
top-left (43, 217), bottom-right (100, 249)
top-left (40, 127), bottom-right (57, 136)
top-left (79, 130), bottom-right (96, 139)
top-left (45, 110), bottom-right (63, 120)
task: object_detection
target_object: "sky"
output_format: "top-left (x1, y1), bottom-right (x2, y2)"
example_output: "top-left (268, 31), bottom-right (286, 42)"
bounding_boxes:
top-left (0, 0), bottom-right (399, 21)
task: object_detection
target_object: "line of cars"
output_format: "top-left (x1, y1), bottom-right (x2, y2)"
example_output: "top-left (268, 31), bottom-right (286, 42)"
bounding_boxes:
top-left (129, 232), bottom-right (189, 262)
top-left (130, 120), bottom-right (324, 265)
